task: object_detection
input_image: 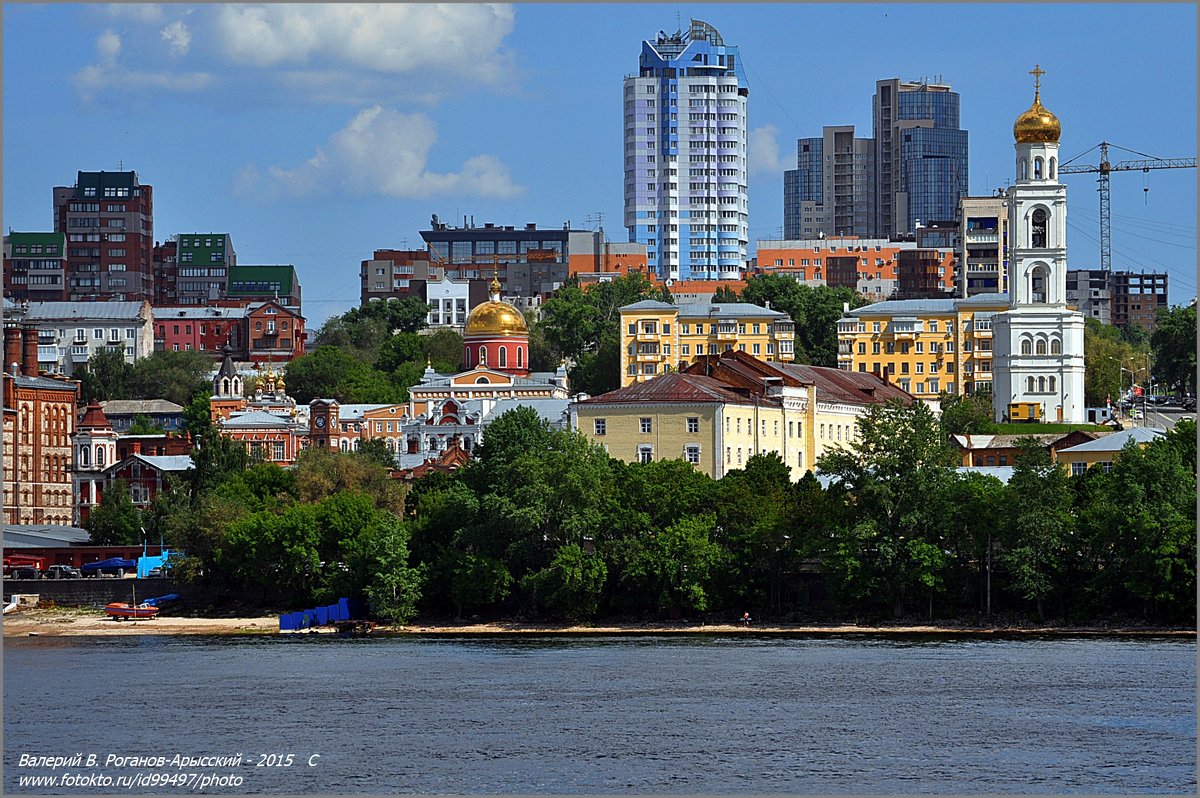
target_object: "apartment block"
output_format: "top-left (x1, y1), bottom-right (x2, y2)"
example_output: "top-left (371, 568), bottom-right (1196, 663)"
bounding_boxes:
top-left (837, 293), bottom-right (1010, 398)
top-left (618, 300), bottom-right (794, 386)
top-left (755, 237), bottom-right (954, 301)
top-left (7, 300), bottom-right (154, 377)
top-left (957, 196), bottom-right (1011, 297)
top-left (52, 170), bottom-right (154, 301)
top-left (227, 264), bottom-right (302, 308)
top-left (1065, 269), bottom-right (1113, 323)
top-left (171, 233), bottom-right (236, 304)
top-left (784, 125), bottom-right (876, 239)
top-left (624, 19), bottom-right (749, 281)
top-left (3, 232), bottom-right (68, 301)
top-left (1112, 271), bottom-right (1168, 332)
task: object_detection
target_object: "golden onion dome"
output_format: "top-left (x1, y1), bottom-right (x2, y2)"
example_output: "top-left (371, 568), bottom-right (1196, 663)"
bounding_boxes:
top-left (464, 301), bottom-right (528, 337)
top-left (1013, 67), bottom-right (1060, 144)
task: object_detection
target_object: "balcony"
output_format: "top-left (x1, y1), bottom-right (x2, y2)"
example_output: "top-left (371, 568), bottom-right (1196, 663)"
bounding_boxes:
top-left (71, 346), bottom-right (90, 362)
top-left (889, 319), bottom-right (924, 338)
top-left (635, 331), bottom-right (659, 342)
top-left (635, 352), bottom-right (664, 363)
top-left (714, 325), bottom-right (738, 341)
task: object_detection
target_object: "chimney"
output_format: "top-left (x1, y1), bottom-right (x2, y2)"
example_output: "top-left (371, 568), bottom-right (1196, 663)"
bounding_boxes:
top-left (21, 325), bottom-right (39, 377)
top-left (4, 325), bottom-right (21, 375)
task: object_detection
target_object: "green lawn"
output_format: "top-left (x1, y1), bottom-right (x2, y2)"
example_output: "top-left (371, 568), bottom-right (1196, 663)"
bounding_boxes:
top-left (989, 422), bottom-right (1111, 434)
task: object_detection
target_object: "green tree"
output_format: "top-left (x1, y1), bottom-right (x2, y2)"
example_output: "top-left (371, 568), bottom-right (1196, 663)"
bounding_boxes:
top-left (741, 275), bottom-right (867, 366)
top-left (939, 390), bottom-right (996, 435)
top-left (521, 543), bottom-right (608, 621)
top-left (356, 438), bottom-right (397, 470)
top-left (421, 328), bottom-right (465, 372)
top-left (188, 427), bottom-right (250, 499)
top-left (620, 513), bottom-right (725, 615)
top-left (129, 350), bottom-right (213, 406)
top-left (285, 346), bottom-right (402, 404)
top-left (712, 284), bottom-right (742, 303)
top-left (85, 480), bottom-right (143, 545)
top-left (449, 553), bottom-right (512, 618)
top-left (999, 445), bottom-right (1074, 620)
top-left (292, 446), bottom-right (406, 514)
top-left (76, 349), bottom-right (133, 403)
top-left (1084, 317), bottom-right (1149, 406)
top-left (217, 504), bottom-right (323, 601)
top-left (1151, 304), bottom-right (1196, 396)
top-left (127, 414), bottom-right (165, 435)
top-left (183, 390), bottom-right (213, 436)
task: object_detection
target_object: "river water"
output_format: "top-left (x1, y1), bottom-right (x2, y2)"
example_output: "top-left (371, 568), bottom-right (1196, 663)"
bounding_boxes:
top-left (3, 635), bottom-right (1194, 794)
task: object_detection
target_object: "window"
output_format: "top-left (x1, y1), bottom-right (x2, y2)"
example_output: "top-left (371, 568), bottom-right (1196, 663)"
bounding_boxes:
top-left (1100, 461), bottom-right (1113, 474)
top-left (687, 417), bottom-right (699, 434)
top-left (594, 419), bottom-right (607, 436)
top-left (640, 417), bottom-right (652, 434)
top-left (638, 445), bottom-right (654, 464)
top-left (685, 445), bottom-right (701, 465)
top-left (1071, 462), bottom-right (1086, 477)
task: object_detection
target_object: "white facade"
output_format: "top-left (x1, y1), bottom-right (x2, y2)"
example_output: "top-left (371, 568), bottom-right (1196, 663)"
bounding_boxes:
top-left (992, 86), bottom-right (1086, 424)
top-left (425, 276), bottom-right (470, 330)
top-left (14, 301), bottom-right (155, 376)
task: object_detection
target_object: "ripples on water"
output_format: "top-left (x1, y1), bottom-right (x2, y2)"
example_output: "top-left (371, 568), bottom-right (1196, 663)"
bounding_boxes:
top-left (4, 634), bottom-right (1195, 794)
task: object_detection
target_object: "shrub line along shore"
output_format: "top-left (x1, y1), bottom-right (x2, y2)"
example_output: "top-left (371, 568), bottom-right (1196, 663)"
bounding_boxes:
top-left (2, 609), bottom-right (1194, 638)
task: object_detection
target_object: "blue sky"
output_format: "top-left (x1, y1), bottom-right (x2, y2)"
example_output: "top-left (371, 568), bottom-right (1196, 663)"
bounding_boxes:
top-left (4, 3), bottom-right (1196, 327)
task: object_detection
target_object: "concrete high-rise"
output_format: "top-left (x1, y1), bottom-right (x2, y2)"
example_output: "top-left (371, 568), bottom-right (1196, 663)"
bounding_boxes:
top-left (873, 79), bottom-right (968, 237)
top-left (624, 19), bottom-right (748, 282)
top-left (783, 125), bottom-right (875, 239)
top-left (52, 170), bottom-right (154, 301)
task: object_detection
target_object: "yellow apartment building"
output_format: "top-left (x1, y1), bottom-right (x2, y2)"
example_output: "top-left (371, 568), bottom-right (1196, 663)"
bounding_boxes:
top-left (572, 350), bottom-right (914, 480)
top-left (836, 293), bottom-right (1010, 399)
top-left (618, 300), bottom-right (795, 387)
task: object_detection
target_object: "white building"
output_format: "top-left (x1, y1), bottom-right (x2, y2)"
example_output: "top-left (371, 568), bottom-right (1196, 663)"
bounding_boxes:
top-left (425, 276), bottom-right (471, 331)
top-left (10, 300), bottom-right (154, 376)
top-left (992, 68), bottom-right (1086, 424)
top-left (623, 19), bottom-right (748, 282)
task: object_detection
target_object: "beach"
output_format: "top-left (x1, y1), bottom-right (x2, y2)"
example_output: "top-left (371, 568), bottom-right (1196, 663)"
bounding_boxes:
top-left (2, 608), bottom-right (1193, 638)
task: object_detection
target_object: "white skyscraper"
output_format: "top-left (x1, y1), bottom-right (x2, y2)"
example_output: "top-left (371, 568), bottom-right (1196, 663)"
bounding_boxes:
top-left (992, 67), bottom-right (1086, 424)
top-left (623, 19), bottom-right (748, 282)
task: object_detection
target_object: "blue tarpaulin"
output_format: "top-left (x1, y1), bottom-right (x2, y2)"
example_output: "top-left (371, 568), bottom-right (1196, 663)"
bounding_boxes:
top-left (278, 598), bottom-right (364, 631)
top-left (82, 558), bottom-right (137, 571)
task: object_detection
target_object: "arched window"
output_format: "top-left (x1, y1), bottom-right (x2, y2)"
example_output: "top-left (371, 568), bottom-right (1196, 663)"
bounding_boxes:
top-left (1020, 158), bottom-right (1028, 180)
top-left (1049, 157), bottom-right (1057, 179)
top-left (80, 446), bottom-right (89, 467)
top-left (1027, 377), bottom-right (1036, 393)
top-left (340, 440), bottom-right (349, 452)
top-left (352, 439), bottom-right (360, 451)
top-left (1050, 338), bottom-right (1062, 354)
top-left (1035, 339), bottom-right (1047, 355)
top-left (1038, 376), bottom-right (1046, 393)
top-left (1021, 338), bottom-right (1033, 355)
top-left (96, 446), bottom-right (105, 467)
top-left (1031, 209), bottom-right (1047, 248)
top-left (478, 346), bottom-right (487, 365)
top-left (498, 346), bottom-right (507, 368)
top-left (1048, 376), bottom-right (1057, 392)
top-left (1034, 157), bottom-right (1044, 180)
top-left (1030, 264), bottom-right (1049, 303)
top-left (517, 347), bottom-right (524, 368)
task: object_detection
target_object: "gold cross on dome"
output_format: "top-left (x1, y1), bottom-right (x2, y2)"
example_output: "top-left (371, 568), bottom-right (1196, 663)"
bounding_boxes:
top-left (1029, 64), bottom-right (1046, 93)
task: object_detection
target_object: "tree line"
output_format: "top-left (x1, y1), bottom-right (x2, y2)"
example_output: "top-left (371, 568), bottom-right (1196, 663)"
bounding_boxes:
top-left (93, 401), bottom-right (1195, 627)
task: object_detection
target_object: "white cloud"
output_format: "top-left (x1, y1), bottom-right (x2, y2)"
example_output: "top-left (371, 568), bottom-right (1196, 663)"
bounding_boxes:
top-left (161, 21), bottom-right (192, 57)
top-left (749, 124), bottom-right (785, 176)
top-left (73, 30), bottom-right (211, 101)
top-left (215, 4), bottom-right (515, 81)
top-left (237, 105), bottom-right (523, 201)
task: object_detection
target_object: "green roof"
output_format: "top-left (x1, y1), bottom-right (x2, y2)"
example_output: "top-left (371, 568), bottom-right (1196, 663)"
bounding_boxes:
top-left (8, 232), bottom-right (66, 246)
top-left (227, 265), bottom-right (296, 294)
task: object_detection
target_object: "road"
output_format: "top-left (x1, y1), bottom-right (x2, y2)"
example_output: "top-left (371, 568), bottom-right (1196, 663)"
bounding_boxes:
top-left (1124, 404), bottom-right (1193, 432)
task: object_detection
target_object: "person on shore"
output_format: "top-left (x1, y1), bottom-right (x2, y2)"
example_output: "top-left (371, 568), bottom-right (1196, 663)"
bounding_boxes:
top-left (742, 612), bottom-right (751, 627)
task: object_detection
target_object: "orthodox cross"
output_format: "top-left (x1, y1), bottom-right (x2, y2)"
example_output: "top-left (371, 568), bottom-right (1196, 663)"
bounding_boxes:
top-left (1029, 64), bottom-right (1046, 94)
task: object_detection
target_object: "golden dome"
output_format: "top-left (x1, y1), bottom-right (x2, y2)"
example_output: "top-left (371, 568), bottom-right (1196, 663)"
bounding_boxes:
top-left (464, 300), bottom-right (528, 337)
top-left (1014, 66), bottom-right (1059, 144)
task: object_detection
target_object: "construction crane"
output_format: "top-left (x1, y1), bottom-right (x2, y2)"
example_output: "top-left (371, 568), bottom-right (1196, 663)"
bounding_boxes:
top-left (1057, 141), bottom-right (1195, 271)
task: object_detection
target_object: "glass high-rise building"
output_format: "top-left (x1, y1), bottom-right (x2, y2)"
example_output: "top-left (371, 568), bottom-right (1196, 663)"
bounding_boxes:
top-left (783, 125), bottom-right (875, 239)
top-left (873, 79), bottom-right (968, 237)
top-left (624, 19), bottom-right (748, 281)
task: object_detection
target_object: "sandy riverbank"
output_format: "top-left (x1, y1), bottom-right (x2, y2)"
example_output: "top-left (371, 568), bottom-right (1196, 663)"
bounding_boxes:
top-left (2, 608), bottom-right (1193, 638)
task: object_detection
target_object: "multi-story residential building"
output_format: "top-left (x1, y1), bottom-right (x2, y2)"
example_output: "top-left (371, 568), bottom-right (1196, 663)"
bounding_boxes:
top-left (837, 293), bottom-right (1010, 398)
top-left (958, 195), bottom-right (1012, 297)
top-left (1065, 269), bottom-right (1112, 324)
top-left (1112, 271), bottom-right (1168, 332)
top-left (565, 234), bottom-right (650, 283)
top-left (98, 399), bottom-right (186, 434)
top-left (618, 300), bottom-right (794, 386)
top-left (3, 324), bottom-right (79, 525)
top-left (421, 217), bottom-right (590, 298)
top-left (873, 78), bottom-right (968, 237)
top-left (425, 276), bottom-right (471, 331)
top-left (572, 349), bottom-right (913, 480)
top-left (52, 170), bottom-right (154, 301)
top-left (755, 237), bottom-right (954, 301)
top-left (360, 249), bottom-right (440, 304)
top-left (174, 233), bottom-right (235, 303)
top-left (784, 125), bottom-right (876, 239)
top-left (895, 248), bottom-right (955, 299)
top-left (9, 300), bottom-right (154, 377)
top-left (246, 300), bottom-right (306, 364)
top-left (3, 232), bottom-right (68, 301)
top-left (624, 19), bottom-right (749, 281)
top-left (151, 239), bottom-right (179, 305)
top-left (227, 264), bottom-right (302, 308)
top-left (153, 301), bottom-right (305, 362)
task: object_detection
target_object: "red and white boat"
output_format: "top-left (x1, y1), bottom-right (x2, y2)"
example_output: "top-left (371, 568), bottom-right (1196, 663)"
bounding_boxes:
top-left (104, 602), bottom-right (160, 620)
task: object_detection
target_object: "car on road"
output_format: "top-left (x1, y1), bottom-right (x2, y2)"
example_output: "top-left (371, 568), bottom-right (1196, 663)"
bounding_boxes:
top-left (7, 567), bottom-right (42, 579)
top-left (44, 565), bottom-right (83, 579)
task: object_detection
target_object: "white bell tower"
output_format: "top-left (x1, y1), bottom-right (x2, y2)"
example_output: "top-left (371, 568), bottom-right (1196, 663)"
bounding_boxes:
top-left (992, 66), bottom-right (1086, 424)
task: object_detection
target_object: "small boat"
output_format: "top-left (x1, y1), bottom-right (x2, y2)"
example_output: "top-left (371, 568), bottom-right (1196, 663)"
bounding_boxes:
top-left (104, 591), bottom-right (180, 621)
top-left (104, 602), bottom-right (160, 621)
